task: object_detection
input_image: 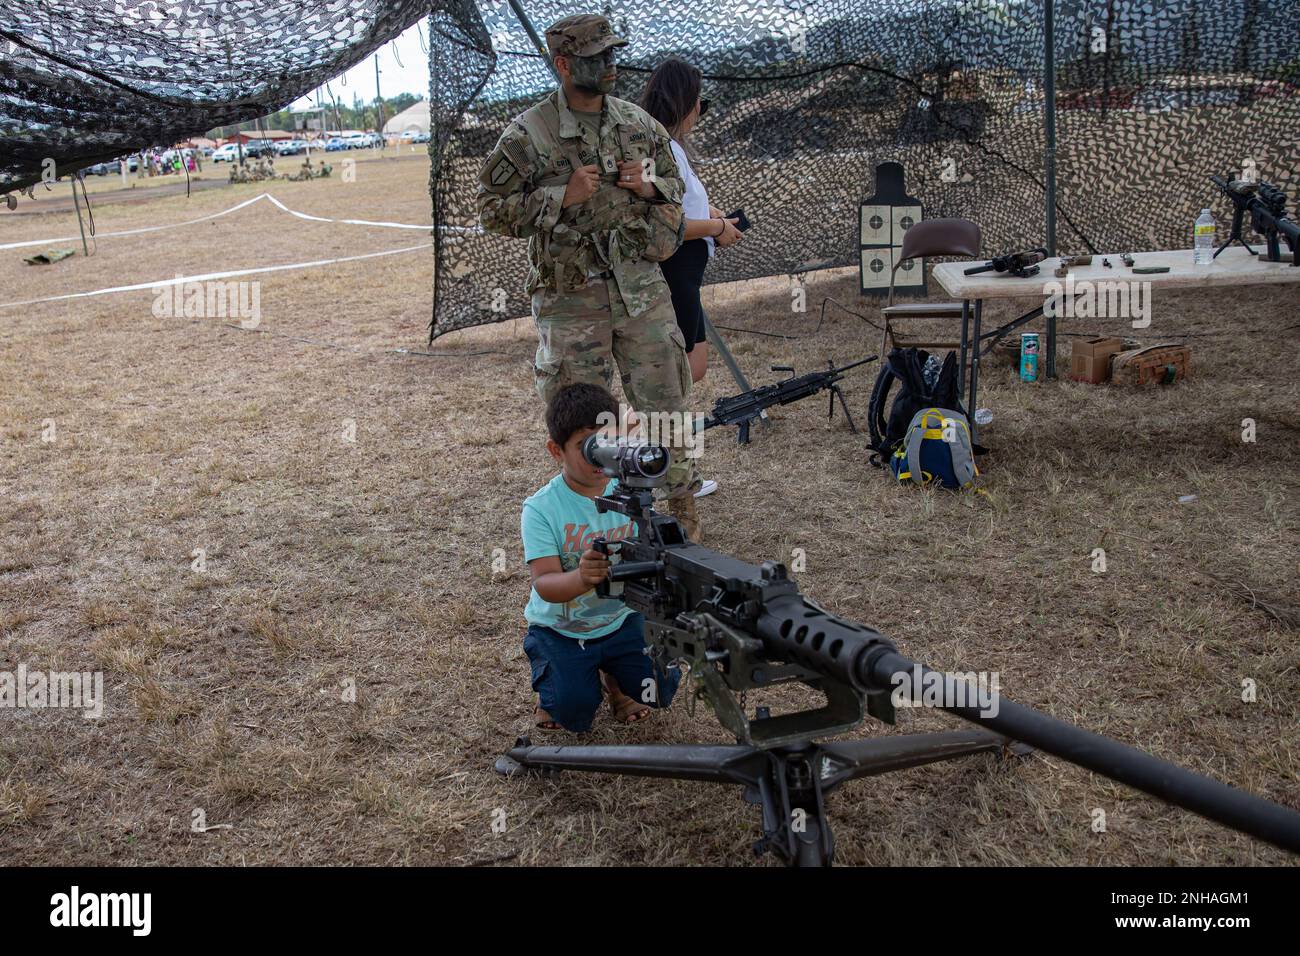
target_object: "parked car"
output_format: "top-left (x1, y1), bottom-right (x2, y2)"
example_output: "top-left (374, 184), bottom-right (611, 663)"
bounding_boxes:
top-left (211, 143), bottom-right (242, 162)
top-left (412, 131), bottom-right (430, 144)
top-left (275, 139), bottom-right (305, 156)
top-left (97, 156), bottom-right (144, 174)
top-left (341, 133), bottom-right (367, 149)
top-left (324, 137), bottom-right (347, 152)
top-left (242, 140), bottom-right (273, 158)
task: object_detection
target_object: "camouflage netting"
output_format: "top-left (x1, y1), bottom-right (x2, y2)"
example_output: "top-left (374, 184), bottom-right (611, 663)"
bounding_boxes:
top-left (0, 0), bottom-right (430, 195)
top-left (429, 0), bottom-right (1300, 340)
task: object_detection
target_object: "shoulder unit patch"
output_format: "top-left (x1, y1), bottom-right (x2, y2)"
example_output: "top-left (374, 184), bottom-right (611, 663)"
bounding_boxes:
top-left (489, 156), bottom-right (516, 187)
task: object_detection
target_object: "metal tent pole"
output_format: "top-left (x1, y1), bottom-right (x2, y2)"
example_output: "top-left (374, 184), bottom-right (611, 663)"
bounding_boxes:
top-left (70, 175), bottom-right (89, 257)
top-left (374, 53), bottom-right (385, 139)
top-left (702, 311), bottom-right (756, 395)
top-left (1043, 0), bottom-right (1058, 379)
top-left (1044, 0), bottom-right (1057, 258)
top-left (506, 0), bottom-right (560, 84)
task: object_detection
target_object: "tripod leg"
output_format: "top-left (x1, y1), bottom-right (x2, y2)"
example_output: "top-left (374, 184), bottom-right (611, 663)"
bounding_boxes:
top-left (816, 729), bottom-right (1028, 792)
top-left (747, 747), bottom-right (835, 866)
top-left (783, 748), bottom-right (835, 867)
top-left (499, 738), bottom-right (834, 866)
top-left (498, 739), bottom-right (768, 787)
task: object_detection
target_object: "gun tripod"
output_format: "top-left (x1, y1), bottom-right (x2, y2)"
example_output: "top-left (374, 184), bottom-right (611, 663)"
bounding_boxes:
top-left (495, 729), bottom-right (1030, 866)
top-left (1213, 201), bottom-right (1259, 260)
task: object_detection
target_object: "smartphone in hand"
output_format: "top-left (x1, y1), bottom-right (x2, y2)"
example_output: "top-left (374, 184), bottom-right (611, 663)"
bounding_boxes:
top-left (725, 208), bottom-right (751, 232)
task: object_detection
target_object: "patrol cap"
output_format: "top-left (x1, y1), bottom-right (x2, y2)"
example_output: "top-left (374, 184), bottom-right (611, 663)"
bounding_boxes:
top-left (544, 14), bottom-right (628, 59)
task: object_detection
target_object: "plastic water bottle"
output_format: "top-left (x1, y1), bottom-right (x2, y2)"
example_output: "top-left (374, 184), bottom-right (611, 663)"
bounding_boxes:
top-left (1193, 209), bottom-right (1215, 265)
top-left (922, 355), bottom-right (942, 392)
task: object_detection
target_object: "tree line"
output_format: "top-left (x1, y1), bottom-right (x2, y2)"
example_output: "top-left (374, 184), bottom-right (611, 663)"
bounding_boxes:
top-left (207, 92), bottom-right (423, 139)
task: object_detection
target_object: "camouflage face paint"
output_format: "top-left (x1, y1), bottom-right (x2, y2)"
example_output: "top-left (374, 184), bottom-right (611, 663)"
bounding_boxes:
top-left (570, 50), bottom-right (616, 95)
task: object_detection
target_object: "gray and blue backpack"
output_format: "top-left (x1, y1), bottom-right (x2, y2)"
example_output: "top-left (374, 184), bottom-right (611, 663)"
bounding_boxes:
top-left (889, 407), bottom-right (978, 490)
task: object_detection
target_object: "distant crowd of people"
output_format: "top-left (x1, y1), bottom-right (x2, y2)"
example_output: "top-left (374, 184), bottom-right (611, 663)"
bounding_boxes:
top-left (135, 147), bottom-right (199, 176)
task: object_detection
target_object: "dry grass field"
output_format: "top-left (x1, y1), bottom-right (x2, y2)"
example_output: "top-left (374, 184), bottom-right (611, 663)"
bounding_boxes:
top-left (1, 152), bottom-right (1296, 866)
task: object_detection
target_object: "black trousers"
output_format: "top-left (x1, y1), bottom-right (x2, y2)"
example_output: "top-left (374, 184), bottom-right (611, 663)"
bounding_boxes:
top-left (659, 238), bottom-right (710, 352)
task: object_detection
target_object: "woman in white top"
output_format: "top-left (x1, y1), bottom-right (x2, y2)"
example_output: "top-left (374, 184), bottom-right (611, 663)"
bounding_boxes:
top-left (639, 58), bottom-right (743, 387)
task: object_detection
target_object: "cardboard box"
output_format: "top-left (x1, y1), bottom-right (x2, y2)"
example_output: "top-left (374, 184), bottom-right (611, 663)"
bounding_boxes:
top-left (1070, 336), bottom-right (1124, 384)
top-left (1110, 344), bottom-right (1191, 386)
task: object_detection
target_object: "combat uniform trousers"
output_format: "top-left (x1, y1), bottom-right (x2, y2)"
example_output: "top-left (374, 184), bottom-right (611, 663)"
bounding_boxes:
top-left (532, 273), bottom-right (700, 501)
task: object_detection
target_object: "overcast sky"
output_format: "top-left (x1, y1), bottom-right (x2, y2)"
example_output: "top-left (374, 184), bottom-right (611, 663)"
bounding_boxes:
top-left (290, 21), bottom-right (430, 111)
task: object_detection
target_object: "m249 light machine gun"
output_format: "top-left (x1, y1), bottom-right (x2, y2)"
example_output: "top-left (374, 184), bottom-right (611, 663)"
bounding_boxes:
top-left (1209, 175), bottom-right (1300, 266)
top-left (703, 355), bottom-right (876, 444)
top-left (495, 437), bottom-right (1300, 867)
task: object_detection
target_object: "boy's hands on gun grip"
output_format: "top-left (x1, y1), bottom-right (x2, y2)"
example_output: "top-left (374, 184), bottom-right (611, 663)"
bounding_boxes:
top-left (577, 548), bottom-right (610, 588)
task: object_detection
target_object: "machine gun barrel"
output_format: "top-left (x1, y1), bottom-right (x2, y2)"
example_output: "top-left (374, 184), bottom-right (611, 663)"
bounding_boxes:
top-left (746, 587), bottom-right (1300, 853)
top-left (867, 653), bottom-right (1300, 853)
top-left (819, 355), bottom-right (877, 376)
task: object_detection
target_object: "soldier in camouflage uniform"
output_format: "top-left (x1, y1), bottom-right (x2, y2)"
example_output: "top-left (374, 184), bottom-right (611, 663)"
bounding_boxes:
top-left (477, 13), bottom-right (704, 540)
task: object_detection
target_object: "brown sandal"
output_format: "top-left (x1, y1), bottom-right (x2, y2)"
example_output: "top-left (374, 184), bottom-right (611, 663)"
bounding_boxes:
top-left (609, 695), bottom-right (651, 723)
top-left (601, 673), bottom-right (651, 724)
top-left (534, 705), bottom-right (562, 731)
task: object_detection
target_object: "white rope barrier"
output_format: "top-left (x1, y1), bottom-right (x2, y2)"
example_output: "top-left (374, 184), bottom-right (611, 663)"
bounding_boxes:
top-left (0, 191), bottom-right (479, 252)
top-left (0, 242), bottom-right (432, 311)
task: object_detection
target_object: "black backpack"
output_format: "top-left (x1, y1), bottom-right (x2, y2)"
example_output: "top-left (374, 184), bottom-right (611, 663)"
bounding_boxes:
top-left (867, 347), bottom-right (966, 467)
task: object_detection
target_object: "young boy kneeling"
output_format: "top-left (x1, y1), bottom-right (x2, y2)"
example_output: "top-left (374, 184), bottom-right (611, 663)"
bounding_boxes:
top-left (521, 383), bottom-right (681, 731)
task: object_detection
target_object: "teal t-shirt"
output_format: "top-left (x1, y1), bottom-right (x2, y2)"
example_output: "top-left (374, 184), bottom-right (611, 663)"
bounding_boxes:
top-left (521, 473), bottom-right (637, 639)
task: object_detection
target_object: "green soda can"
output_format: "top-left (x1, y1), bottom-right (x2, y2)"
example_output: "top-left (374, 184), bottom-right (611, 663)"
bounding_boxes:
top-left (1020, 332), bottom-right (1040, 382)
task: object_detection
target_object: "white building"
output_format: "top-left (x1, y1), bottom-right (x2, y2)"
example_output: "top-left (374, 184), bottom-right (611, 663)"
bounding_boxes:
top-left (382, 100), bottom-right (430, 136)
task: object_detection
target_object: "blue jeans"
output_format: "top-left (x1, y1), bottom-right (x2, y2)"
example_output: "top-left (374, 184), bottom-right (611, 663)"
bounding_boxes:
top-left (524, 612), bottom-right (681, 732)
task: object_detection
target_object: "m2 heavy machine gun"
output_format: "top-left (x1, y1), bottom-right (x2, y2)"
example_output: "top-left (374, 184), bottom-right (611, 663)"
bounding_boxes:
top-left (1209, 175), bottom-right (1300, 266)
top-left (495, 439), bottom-right (1300, 866)
top-left (703, 355), bottom-right (876, 444)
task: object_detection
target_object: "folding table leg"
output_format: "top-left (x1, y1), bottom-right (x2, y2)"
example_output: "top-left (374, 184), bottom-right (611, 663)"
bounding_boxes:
top-left (959, 299), bottom-right (969, 395)
top-left (970, 299), bottom-right (982, 444)
top-left (1046, 297), bottom-right (1057, 379)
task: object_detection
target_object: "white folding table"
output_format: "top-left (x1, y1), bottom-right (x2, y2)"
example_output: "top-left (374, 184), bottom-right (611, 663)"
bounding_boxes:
top-left (930, 246), bottom-right (1300, 439)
